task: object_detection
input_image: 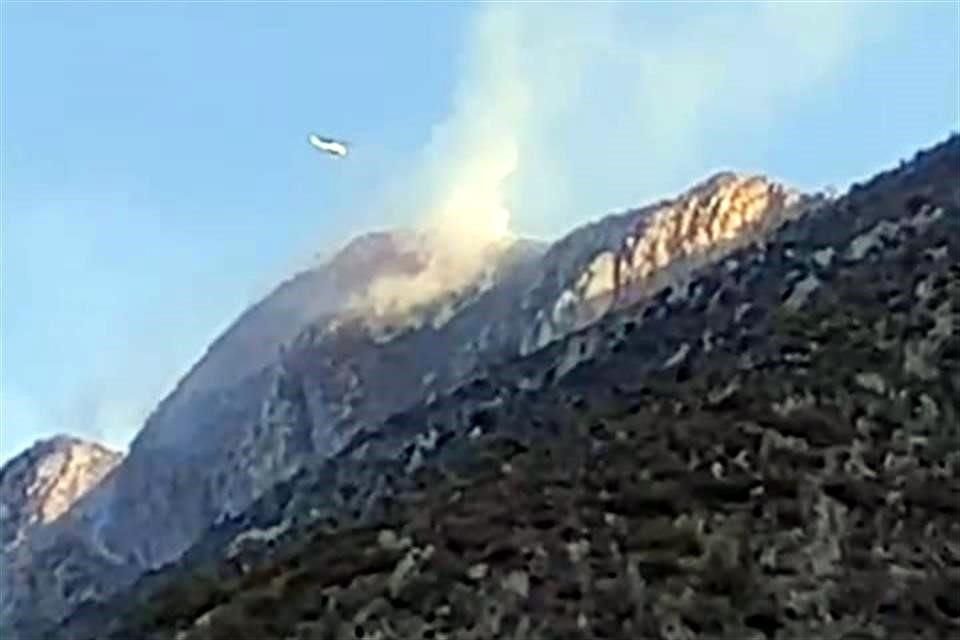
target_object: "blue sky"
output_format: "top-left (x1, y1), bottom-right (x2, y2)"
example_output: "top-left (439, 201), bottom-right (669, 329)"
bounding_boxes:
top-left (1, 1), bottom-right (958, 463)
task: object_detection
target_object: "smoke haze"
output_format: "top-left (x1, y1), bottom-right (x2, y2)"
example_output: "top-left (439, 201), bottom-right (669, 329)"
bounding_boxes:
top-left (414, 3), bottom-right (891, 236)
top-left (5, 1), bottom-right (935, 462)
top-left (355, 1), bottom-right (890, 315)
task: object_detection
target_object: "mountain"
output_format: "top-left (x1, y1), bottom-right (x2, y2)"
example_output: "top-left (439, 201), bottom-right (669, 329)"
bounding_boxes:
top-left (0, 436), bottom-right (121, 553)
top-left (0, 228), bottom-right (545, 638)
top-left (5, 134), bottom-right (959, 639)
top-left (57, 132), bottom-right (959, 640)
top-left (0, 436), bottom-right (121, 631)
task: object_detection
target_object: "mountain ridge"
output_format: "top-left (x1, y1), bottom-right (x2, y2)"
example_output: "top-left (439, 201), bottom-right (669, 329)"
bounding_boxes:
top-left (54, 132), bottom-right (960, 640)
top-left (4, 134), bottom-right (957, 639)
top-left (0, 435), bottom-right (121, 553)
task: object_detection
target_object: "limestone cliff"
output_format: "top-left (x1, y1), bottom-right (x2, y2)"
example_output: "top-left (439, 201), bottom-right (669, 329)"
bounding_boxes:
top-left (0, 436), bottom-right (121, 627)
top-left (0, 436), bottom-right (120, 552)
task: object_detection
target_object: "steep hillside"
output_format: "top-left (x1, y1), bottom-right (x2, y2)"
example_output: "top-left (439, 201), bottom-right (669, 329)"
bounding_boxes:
top-left (2, 153), bottom-right (822, 637)
top-left (131, 229), bottom-right (444, 453)
top-left (53, 136), bottom-right (960, 640)
top-left (0, 231), bottom-right (538, 637)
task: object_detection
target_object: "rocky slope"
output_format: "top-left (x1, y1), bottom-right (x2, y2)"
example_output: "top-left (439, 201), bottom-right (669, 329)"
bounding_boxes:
top-left (0, 436), bottom-right (121, 552)
top-left (56, 133), bottom-right (960, 640)
top-left (3, 167), bottom-right (818, 639)
top-left (6, 134), bottom-right (955, 638)
top-left (1, 230), bottom-right (541, 639)
top-left (41, 137), bottom-right (960, 640)
top-left (0, 436), bottom-right (121, 628)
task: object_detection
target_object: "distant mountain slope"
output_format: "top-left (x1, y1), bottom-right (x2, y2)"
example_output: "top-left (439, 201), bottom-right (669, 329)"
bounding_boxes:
top-left (0, 229), bottom-right (545, 638)
top-left (0, 436), bottom-right (121, 628)
top-left (63, 133), bottom-right (960, 640)
top-left (132, 228), bottom-right (441, 452)
top-left (0, 436), bottom-right (120, 553)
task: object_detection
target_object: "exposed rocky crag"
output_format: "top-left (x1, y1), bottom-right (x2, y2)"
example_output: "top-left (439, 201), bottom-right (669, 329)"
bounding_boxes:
top-left (0, 436), bottom-right (121, 627)
top-left (0, 436), bottom-right (121, 553)
top-left (48, 135), bottom-right (960, 640)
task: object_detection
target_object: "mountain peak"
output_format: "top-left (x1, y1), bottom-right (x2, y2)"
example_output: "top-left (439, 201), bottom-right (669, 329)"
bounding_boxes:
top-left (613, 169), bottom-right (808, 293)
top-left (0, 436), bottom-right (121, 551)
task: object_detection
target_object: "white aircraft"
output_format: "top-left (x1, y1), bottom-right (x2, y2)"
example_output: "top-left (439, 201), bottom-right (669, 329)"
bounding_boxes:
top-left (308, 133), bottom-right (349, 158)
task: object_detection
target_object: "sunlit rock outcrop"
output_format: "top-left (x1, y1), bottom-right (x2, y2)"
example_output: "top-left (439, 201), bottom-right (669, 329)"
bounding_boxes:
top-left (0, 436), bottom-right (120, 552)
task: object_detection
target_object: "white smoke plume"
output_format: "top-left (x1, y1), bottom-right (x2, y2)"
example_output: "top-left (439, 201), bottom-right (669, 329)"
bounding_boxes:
top-left (351, 7), bottom-right (529, 317)
top-left (359, 1), bottom-right (891, 315)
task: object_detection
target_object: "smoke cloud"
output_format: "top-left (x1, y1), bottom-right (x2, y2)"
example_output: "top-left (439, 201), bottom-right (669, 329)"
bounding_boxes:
top-left (358, 2), bottom-right (889, 314)
top-left (349, 8), bottom-right (529, 316)
top-left (408, 1), bottom-right (888, 240)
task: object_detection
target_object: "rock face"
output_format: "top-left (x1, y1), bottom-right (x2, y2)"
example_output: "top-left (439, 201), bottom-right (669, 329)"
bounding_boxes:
top-left (518, 172), bottom-right (811, 356)
top-left (0, 436), bottom-right (121, 628)
top-left (0, 436), bottom-right (120, 553)
top-left (0, 232), bottom-right (544, 637)
top-left (6, 134), bottom-right (958, 639)
top-left (55, 134), bottom-right (960, 640)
